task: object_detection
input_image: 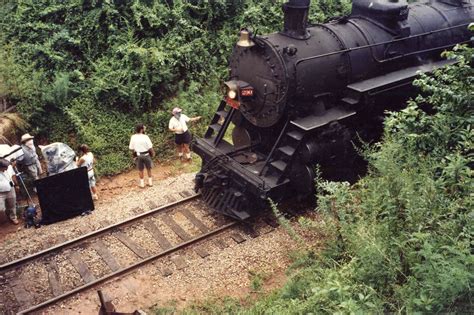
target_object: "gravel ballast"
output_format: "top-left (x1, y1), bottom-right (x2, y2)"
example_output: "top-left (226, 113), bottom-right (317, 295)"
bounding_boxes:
top-left (0, 171), bottom-right (315, 313)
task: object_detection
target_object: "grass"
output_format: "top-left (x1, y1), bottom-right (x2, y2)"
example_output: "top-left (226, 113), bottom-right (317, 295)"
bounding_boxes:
top-left (151, 300), bottom-right (178, 315)
top-left (249, 269), bottom-right (270, 293)
top-left (164, 155), bottom-right (202, 177)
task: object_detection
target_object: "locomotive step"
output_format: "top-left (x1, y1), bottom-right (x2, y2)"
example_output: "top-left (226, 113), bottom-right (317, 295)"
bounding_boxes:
top-left (286, 130), bottom-right (303, 141)
top-left (216, 110), bottom-right (228, 118)
top-left (270, 160), bottom-right (287, 172)
top-left (341, 97), bottom-right (359, 105)
top-left (278, 146), bottom-right (296, 157)
top-left (209, 123), bottom-right (222, 131)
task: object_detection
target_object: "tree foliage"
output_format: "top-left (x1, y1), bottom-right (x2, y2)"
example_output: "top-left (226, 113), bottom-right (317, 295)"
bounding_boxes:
top-left (0, 0), bottom-right (350, 174)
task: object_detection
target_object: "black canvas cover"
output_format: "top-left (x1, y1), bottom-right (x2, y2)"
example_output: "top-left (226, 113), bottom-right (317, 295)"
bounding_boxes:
top-left (36, 167), bottom-right (94, 224)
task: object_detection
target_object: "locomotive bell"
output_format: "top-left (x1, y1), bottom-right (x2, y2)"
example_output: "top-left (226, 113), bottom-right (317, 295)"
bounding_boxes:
top-left (236, 29), bottom-right (255, 48)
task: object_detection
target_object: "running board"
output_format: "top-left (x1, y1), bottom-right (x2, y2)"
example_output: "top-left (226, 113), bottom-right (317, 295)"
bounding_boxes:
top-left (347, 59), bottom-right (455, 94)
top-left (290, 107), bottom-right (356, 131)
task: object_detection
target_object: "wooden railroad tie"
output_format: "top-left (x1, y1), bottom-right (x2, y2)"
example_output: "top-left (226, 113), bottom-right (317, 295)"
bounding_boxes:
top-left (214, 239), bottom-right (229, 250)
top-left (243, 225), bottom-right (260, 238)
top-left (230, 233), bottom-right (246, 244)
top-left (10, 277), bottom-right (34, 307)
top-left (171, 256), bottom-right (187, 270)
top-left (194, 247), bottom-right (209, 258)
top-left (90, 240), bottom-right (122, 272)
top-left (142, 220), bottom-right (172, 250)
top-left (180, 209), bottom-right (209, 233)
top-left (165, 195), bottom-right (177, 203)
top-left (46, 262), bottom-right (63, 296)
top-left (69, 251), bottom-right (96, 283)
top-left (146, 200), bottom-right (158, 210)
top-left (161, 215), bottom-right (192, 241)
top-left (114, 231), bottom-right (149, 259)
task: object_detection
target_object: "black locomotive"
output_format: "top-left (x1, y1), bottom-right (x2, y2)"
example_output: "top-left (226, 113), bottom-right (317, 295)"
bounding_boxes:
top-left (193, 0), bottom-right (473, 219)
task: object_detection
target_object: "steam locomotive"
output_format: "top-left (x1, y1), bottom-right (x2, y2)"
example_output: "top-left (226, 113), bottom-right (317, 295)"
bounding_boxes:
top-left (192, 0), bottom-right (473, 220)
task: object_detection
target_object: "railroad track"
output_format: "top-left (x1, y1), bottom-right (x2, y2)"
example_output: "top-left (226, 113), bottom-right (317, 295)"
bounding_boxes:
top-left (0, 190), bottom-right (277, 314)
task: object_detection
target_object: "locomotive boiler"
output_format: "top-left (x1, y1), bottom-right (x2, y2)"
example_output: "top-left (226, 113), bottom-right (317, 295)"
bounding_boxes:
top-left (192, 0), bottom-right (473, 219)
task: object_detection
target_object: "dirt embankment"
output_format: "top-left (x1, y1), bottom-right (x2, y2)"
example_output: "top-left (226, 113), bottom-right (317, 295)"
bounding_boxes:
top-left (0, 113), bottom-right (27, 144)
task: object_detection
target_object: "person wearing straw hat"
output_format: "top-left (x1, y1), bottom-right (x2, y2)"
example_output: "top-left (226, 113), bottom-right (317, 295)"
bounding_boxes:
top-left (168, 107), bottom-right (201, 161)
top-left (17, 133), bottom-right (42, 189)
top-left (0, 159), bottom-right (19, 224)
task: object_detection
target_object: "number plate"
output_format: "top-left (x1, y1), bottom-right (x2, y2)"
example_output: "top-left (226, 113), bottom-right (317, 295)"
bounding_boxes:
top-left (241, 89), bottom-right (253, 97)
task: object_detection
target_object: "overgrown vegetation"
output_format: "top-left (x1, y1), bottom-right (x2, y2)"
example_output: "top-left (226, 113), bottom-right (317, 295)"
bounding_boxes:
top-left (165, 43), bottom-right (472, 314)
top-left (0, 0), bottom-right (350, 175)
top-left (4, 2), bottom-right (470, 312)
top-left (299, 44), bottom-right (473, 314)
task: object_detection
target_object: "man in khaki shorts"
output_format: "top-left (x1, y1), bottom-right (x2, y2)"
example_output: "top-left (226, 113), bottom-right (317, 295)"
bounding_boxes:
top-left (129, 124), bottom-right (154, 188)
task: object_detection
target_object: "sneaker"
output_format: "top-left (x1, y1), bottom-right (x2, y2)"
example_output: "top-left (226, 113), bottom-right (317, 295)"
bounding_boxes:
top-left (147, 178), bottom-right (153, 187)
top-left (139, 180), bottom-right (145, 188)
top-left (92, 194), bottom-right (99, 201)
top-left (11, 218), bottom-right (19, 225)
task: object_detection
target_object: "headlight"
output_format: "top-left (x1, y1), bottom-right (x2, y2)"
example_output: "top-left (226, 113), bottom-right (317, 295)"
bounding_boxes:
top-left (228, 89), bottom-right (237, 99)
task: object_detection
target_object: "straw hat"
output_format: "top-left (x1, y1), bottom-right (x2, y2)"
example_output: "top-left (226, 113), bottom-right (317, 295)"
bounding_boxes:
top-left (20, 133), bottom-right (34, 143)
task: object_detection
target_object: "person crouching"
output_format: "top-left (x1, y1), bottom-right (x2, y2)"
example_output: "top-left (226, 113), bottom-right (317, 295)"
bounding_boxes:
top-left (129, 124), bottom-right (154, 188)
top-left (76, 144), bottom-right (98, 200)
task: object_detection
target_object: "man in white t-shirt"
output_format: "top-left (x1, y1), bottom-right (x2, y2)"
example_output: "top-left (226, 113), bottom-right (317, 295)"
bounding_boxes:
top-left (0, 159), bottom-right (19, 224)
top-left (168, 107), bottom-right (201, 161)
top-left (129, 124), bottom-right (154, 188)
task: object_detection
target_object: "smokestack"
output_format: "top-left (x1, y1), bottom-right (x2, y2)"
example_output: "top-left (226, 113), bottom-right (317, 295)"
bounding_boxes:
top-left (282, 0), bottom-right (311, 39)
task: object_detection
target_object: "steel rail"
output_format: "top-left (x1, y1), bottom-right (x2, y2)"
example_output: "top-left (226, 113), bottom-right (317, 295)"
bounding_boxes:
top-left (0, 193), bottom-right (200, 272)
top-left (17, 221), bottom-right (238, 315)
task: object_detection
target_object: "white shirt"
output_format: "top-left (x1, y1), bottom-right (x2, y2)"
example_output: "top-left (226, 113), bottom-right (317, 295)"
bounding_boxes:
top-left (129, 134), bottom-right (153, 153)
top-left (0, 166), bottom-right (15, 193)
top-left (169, 114), bottom-right (190, 134)
top-left (78, 152), bottom-right (94, 178)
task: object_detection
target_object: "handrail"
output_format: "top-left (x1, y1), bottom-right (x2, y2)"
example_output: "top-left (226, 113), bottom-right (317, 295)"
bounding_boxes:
top-left (295, 22), bottom-right (471, 67)
top-left (259, 119), bottom-right (290, 176)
